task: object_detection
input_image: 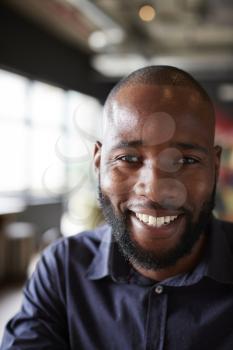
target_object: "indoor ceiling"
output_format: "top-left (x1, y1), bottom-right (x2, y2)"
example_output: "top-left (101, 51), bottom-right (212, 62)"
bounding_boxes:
top-left (4, 0), bottom-right (233, 78)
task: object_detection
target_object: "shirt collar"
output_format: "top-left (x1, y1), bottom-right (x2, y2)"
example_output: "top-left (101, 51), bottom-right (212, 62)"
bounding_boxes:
top-left (86, 217), bottom-right (233, 285)
top-left (85, 225), bottom-right (112, 280)
top-left (86, 225), bottom-right (130, 282)
top-left (86, 225), bottom-right (131, 282)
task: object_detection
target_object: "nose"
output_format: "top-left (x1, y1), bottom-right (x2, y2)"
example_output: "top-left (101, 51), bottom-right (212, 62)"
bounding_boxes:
top-left (133, 164), bottom-right (165, 200)
top-left (133, 163), bottom-right (187, 208)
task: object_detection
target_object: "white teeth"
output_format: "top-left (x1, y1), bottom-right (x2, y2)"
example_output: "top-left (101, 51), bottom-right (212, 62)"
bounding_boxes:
top-left (135, 213), bottom-right (178, 228)
top-left (157, 217), bottom-right (164, 227)
top-left (142, 214), bottom-right (149, 223)
top-left (149, 216), bottom-right (156, 225)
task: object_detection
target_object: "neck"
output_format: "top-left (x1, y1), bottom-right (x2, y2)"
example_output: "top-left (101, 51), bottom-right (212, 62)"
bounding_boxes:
top-left (131, 234), bottom-right (207, 281)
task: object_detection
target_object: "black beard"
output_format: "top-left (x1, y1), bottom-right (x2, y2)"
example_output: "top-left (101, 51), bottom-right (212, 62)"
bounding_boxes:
top-left (98, 183), bottom-right (216, 271)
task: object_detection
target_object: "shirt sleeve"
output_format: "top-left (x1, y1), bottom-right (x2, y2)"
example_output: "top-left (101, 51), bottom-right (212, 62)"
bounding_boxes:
top-left (0, 240), bottom-right (69, 350)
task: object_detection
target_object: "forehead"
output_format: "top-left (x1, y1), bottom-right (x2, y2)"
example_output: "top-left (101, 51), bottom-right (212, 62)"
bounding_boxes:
top-left (104, 84), bottom-right (214, 148)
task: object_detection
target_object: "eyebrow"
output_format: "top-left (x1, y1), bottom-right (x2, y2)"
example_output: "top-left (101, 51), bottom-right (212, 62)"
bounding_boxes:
top-left (110, 140), bottom-right (143, 152)
top-left (170, 142), bottom-right (208, 155)
top-left (110, 140), bottom-right (208, 155)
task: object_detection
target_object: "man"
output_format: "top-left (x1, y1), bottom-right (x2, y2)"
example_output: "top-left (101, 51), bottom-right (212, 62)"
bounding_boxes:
top-left (1, 66), bottom-right (233, 350)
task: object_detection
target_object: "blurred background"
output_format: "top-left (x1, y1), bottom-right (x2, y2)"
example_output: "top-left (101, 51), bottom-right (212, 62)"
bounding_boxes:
top-left (0, 0), bottom-right (233, 340)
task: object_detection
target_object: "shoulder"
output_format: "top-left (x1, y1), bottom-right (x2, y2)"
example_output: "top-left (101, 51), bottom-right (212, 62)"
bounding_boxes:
top-left (40, 224), bottom-right (111, 270)
top-left (217, 219), bottom-right (233, 250)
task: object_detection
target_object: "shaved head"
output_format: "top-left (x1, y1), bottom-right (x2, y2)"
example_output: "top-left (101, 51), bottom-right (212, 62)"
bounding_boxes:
top-left (106, 65), bottom-right (213, 106)
top-left (103, 65), bottom-right (215, 134)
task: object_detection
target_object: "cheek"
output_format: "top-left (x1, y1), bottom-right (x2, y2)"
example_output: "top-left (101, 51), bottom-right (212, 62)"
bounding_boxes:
top-left (100, 165), bottom-right (135, 199)
top-left (184, 171), bottom-right (215, 211)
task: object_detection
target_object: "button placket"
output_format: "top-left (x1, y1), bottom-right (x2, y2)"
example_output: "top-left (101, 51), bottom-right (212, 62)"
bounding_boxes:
top-left (145, 285), bottom-right (167, 350)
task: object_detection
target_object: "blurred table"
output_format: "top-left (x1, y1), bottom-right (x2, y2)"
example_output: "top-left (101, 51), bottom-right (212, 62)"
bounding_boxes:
top-left (0, 197), bottom-right (26, 216)
top-left (0, 197), bottom-right (26, 282)
top-left (0, 197), bottom-right (26, 228)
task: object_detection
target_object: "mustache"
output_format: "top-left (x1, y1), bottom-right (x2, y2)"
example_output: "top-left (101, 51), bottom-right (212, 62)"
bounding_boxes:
top-left (126, 199), bottom-right (191, 214)
top-left (98, 179), bottom-right (216, 218)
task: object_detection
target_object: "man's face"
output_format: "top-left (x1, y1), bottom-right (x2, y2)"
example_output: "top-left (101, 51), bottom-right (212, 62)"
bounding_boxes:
top-left (94, 84), bottom-right (221, 270)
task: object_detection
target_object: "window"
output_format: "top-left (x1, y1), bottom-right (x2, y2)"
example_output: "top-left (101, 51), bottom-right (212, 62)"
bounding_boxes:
top-left (0, 69), bottom-right (102, 200)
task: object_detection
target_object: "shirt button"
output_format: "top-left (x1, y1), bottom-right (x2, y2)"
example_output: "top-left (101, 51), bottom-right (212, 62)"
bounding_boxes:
top-left (155, 285), bottom-right (163, 294)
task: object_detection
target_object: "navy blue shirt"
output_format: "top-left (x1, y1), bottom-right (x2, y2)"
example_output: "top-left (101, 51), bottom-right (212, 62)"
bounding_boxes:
top-left (1, 218), bottom-right (233, 350)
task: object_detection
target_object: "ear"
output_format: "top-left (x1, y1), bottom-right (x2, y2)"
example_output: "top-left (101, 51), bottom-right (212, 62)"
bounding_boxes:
top-left (214, 145), bottom-right (222, 180)
top-left (93, 141), bottom-right (102, 174)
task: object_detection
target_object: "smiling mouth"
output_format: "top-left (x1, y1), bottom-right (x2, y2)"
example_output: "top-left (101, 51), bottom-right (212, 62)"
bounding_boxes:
top-left (135, 212), bottom-right (180, 228)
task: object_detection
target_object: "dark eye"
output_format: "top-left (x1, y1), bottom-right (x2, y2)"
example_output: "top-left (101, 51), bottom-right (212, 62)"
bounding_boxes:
top-left (117, 155), bottom-right (140, 163)
top-left (178, 157), bottom-right (199, 165)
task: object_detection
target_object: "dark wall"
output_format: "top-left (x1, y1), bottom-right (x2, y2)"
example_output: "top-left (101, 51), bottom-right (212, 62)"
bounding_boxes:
top-left (0, 2), bottom-right (113, 101)
top-left (18, 201), bottom-right (63, 235)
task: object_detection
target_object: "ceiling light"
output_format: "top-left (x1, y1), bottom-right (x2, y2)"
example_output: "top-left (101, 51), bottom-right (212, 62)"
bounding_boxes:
top-left (139, 5), bottom-right (156, 22)
top-left (88, 31), bottom-right (108, 49)
top-left (92, 53), bottom-right (233, 78)
top-left (88, 28), bottom-right (124, 50)
top-left (92, 53), bottom-right (149, 77)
